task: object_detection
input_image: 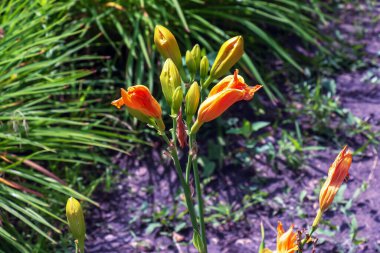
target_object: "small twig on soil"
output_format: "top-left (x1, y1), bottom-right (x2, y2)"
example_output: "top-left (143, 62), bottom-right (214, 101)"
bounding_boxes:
top-left (174, 240), bottom-right (184, 253)
top-left (367, 146), bottom-right (378, 185)
top-left (262, 218), bottom-right (276, 234)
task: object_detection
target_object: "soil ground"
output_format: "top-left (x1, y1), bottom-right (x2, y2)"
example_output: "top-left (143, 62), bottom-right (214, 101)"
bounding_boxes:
top-left (85, 3), bottom-right (380, 253)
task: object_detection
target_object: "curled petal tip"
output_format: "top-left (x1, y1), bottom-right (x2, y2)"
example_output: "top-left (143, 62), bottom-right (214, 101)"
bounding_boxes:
top-left (111, 97), bottom-right (124, 109)
top-left (233, 69), bottom-right (239, 80)
top-left (246, 85), bottom-right (263, 99)
top-left (342, 145), bottom-right (351, 155)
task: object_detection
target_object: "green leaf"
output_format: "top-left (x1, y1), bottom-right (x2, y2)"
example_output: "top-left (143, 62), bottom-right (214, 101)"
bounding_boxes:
top-left (258, 222), bottom-right (266, 253)
top-left (252, 121), bottom-right (270, 132)
top-left (145, 223), bottom-right (162, 235)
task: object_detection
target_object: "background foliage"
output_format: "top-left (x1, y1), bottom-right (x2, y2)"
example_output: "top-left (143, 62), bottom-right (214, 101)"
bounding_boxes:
top-left (0, 0), bottom-right (139, 251)
top-left (76, 0), bottom-right (331, 102)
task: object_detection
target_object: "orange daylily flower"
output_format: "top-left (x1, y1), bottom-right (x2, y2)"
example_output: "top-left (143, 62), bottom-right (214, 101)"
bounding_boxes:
top-left (276, 221), bottom-right (298, 253)
top-left (111, 85), bottom-right (162, 118)
top-left (319, 145), bottom-right (352, 212)
top-left (191, 69), bottom-right (261, 133)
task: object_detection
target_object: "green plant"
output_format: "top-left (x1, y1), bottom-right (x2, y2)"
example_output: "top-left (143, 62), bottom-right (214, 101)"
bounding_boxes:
top-left (0, 1), bottom-right (139, 251)
top-left (206, 203), bottom-right (245, 227)
top-left (76, 0), bottom-right (331, 102)
top-left (110, 23), bottom-right (266, 252)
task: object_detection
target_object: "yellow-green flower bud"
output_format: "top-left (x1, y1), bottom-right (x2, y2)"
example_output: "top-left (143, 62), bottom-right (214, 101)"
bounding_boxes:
top-left (200, 56), bottom-right (209, 81)
top-left (154, 25), bottom-right (183, 70)
top-left (185, 81), bottom-right (200, 117)
top-left (160, 58), bottom-right (181, 107)
top-left (209, 36), bottom-right (244, 80)
top-left (186, 50), bottom-right (196, 80)
top-left (191, 44), bottom-right (201, 71)
top-left (66, 197), bottom-right (85, 253)
top-left (172, 86), bottom-right (183, 114)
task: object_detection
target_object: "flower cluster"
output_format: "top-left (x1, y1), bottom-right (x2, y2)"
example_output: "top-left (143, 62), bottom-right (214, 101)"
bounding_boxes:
top-left (111, 25), bottom-right (261, 253)
top-left (112, 25), bottom-right (261, 137)
top-left (261, 146), bottom-right (353, 253)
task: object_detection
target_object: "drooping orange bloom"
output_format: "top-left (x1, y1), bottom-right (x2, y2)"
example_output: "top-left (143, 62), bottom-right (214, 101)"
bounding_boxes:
top-left (276, 221), bottom-right (298, 253)
top-left (319, 145), bottom-right (352, 212)
top-left (111, 85), bottom-right (162, 118)
top-left (191, 69), bottom-right (261, 133)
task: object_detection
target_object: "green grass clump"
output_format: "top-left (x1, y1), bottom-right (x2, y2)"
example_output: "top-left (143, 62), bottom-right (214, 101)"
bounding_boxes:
top-left (0, 0), bottom-right (139, 251)
top-left (75, 0), bottom-right (330, 102)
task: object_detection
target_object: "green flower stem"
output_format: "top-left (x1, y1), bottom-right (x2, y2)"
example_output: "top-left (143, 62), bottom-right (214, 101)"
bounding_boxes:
top-left (200, 78), bottom-right (204, 88)
top-left (179, 66), bottom-right (188, 83)
top-left (202, 76), bottom-right (213, 89)
top-left (78, 239), bottom-right (84, 253)
top-left (190, 133), bottom-right (208, 253)
top-left (160, 124), bottom-right (200, 235)
top-left (185, 117), bottom-right (193, 183)
top-left (185, 155), bottom-right (192, 184)
top-left (199, 79), bottom-right (204, 103)
top-left (75, 241), bottom-right (78, 253)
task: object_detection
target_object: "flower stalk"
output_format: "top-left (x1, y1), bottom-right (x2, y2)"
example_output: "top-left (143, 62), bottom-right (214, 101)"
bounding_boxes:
top-left (112, 25), bottom-right (264, 253)
top-left (160, 129), bottom-right (199, 232)
top-left (190, 133), bottom-right (207, 253)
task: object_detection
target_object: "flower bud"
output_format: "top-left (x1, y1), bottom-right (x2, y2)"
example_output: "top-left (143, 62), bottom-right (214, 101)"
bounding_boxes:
top-left (186, 50), bottom-right (196, 80)
top-left (185, 81), bottom-right (200, 117)
top-left (318, 146), bottom-right (352, 212)
top-left (172, 86), bottom-right (183, 114)
top-left (160, 58), bottom-right (181, 107)
top-left (191, 44), bottom-right (201, 71)
top-left (154, 25), bottom-right (183, 69)
top-left (66, 197), bottom-right (85, 253)
top-left (209, 36), bottom-right (244, 80)
top-left (199, 56), bottom-right (209, 81)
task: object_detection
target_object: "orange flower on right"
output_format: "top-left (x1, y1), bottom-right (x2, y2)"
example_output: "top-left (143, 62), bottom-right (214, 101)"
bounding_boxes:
top-left (191, 69), bottom-right (262, 133)
top-left (319, 145), bottom-right (352, 212)
top-left (276, 221), bottom-right (298, 253)
top-left (264, 221), bottom-right (298, 253)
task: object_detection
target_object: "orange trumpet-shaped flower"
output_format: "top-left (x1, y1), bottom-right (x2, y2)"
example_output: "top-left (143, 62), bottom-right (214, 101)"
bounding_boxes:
top-left (191, 69), bottom-right (262, 133)
top-left (276, 221), bottom-right (298, 253)
top-left (318, 145), bottom-right (352, 213)
top-left (111, 85), bottom-right (162, 118)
